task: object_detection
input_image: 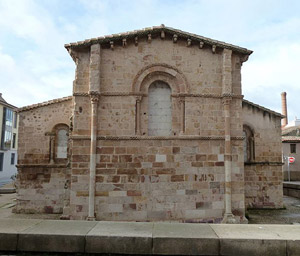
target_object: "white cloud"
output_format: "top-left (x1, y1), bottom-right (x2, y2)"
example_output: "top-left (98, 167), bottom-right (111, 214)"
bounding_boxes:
top-left (0, 0), bottom-right (299, 123)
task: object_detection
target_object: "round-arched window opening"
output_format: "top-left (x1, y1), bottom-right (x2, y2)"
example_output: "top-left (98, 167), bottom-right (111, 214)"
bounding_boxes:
top-left (56, 129), bottom-right (68, 159)
top-left (148, 81), bottom-right (172, 136)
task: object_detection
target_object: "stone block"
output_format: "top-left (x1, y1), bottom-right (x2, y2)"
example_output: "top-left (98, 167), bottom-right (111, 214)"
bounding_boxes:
top-left (18, 220), bottom-right (97, 253)
top-left (0, 216), bottom-right (42, 251)
top-left (156, 154), bottom-right (167, 162)
top-left (287, 240), bottom-right (300, 256)
top-left (212, 224), bottom-right (287, 256)
top-left (86, 221), bottom-right (153, 254)
top-left (220, 239), bottom-right (285, 256)
top-left (153, 223), bottom-right (219, 255)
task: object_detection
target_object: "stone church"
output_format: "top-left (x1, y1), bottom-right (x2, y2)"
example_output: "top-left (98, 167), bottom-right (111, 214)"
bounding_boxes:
top-left (15, 25), bottom-right (283, 223)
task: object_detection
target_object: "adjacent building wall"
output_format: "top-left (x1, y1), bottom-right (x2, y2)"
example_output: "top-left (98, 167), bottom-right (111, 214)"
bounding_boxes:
top-left (282, 142), bottom-right (300, 181)
top-left (243, 102), bottom-right (283, 208)
top-left (15, 98), bottom-right (72, 213)
top-left (0, 102), bottom-right (18, 181)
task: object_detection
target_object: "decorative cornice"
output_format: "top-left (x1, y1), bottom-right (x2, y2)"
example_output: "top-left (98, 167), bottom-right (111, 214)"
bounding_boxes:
top-left (17, 164), bottom-right (68, 168)
top-left (243, 99), bottom-right (283, 118)
top-left (45, 132), bottom-right (56, 136)
top-left (244, 162), bottom-right (284, 166)
top-left (73, 92), bottom-right (145, 97)
top-left (17, 96), bottom-right (73, 113)
top-left (73, 92), bottom-right (244, 99)
top-left (68, 48), bottom-right (80, 64)
top-left (64, 25), bottom-right (253, 56)
top-left (70, 135), bottom-right (245, 141)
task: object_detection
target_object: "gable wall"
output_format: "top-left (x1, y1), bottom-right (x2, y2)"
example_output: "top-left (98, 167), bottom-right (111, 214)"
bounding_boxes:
top-left (69, 36), bottom-right (246, 222)
top-left (16, 100), bottom-right (72, 214)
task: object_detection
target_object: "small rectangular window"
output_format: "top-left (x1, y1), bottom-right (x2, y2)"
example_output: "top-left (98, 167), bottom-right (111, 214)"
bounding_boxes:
top-left (0, 153), bottom-right (3, 171)
top-left (12, 134), bottom-right (16, 148)
top-left (11, 153), bottom-right (15, 165)
top-left (290, 144), bottom-right (296, 154)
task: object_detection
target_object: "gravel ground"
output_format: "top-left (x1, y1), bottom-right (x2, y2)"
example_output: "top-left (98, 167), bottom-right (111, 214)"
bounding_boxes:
top-left (1, 188), bottom-right (300, 223)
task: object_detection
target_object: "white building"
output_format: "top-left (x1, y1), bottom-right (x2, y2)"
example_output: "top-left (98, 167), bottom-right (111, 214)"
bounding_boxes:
top-left (0, 93), bottom-right (18, 183)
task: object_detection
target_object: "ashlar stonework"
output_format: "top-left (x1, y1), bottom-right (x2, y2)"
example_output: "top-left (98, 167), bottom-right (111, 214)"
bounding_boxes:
top-left (15, 25), bottom-right (283, 223)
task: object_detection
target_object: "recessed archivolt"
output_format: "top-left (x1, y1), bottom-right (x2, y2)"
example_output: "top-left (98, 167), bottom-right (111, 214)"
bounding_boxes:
top-left (51, 123), bottom-right (69, 133)
top-left (132, 63), bottom-right (189, 94)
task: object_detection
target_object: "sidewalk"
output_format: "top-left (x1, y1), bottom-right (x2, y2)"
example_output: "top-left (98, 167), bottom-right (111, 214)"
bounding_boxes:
top-left (0, 219), bottom-right (299, 255)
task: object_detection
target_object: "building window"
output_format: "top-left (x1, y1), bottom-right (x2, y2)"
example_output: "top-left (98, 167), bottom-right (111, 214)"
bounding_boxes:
top-left (4, 130), bottom-right (12, 149)
top-left (12, 134), bottom-right (16, 149)
top-left (148, 81), bottom-right (172, 136)
top-left (290, 144), bottom-right (296, 154)
top-left (52, 124), bottom-right (69, 160)
top-left (243, 125), bottom-right (255, 162)
top-left (11, 153), bottom-right (15, 165)
top-left (0, 153), bottom-right (3, 171)
top-left (13, 112), bottom-right (17, 128)
top-left (1, 107), bottom-right (13, 150)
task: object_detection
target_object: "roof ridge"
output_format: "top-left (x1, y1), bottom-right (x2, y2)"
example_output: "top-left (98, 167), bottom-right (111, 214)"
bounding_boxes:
top-left (242, 99), bottom-right (283, 118)
top-left (17, 96), bottom-right (72, 112)
top-left (65, 25), bottom-right (253, 55)
top-left (282, 124), bottom-right (300, 135)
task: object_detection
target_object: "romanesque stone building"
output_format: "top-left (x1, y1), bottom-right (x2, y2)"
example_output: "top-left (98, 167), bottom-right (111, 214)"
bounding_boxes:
top-left (15, 25), bottom-right (283, 223)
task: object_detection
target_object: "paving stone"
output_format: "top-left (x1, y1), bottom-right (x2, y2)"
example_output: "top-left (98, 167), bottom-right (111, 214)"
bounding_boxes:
top-left (0, 219), bottom-right (42, 251)
top-left (153, 222), bottom-right (219, 255)
top-left (18, 220), bottom-right (97, 253)
top-left (86, 221), bottom-right (153, 254)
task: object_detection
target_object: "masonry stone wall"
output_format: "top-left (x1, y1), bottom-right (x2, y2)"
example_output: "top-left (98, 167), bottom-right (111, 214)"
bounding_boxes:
top-left (67, 36), bottom-right (247, 222)
top-left (14, 166), bottom-right (67, 214)
top-left (242, 103), bottom-right (283, 208)
top-left (70, 139), bottom-right (245, 222)
top-left (18, 99), bottom-right (72, 164)
top-left (16, 99), bottom-right (72, 213)
top-left (16, 27), bottom-right (283, 222)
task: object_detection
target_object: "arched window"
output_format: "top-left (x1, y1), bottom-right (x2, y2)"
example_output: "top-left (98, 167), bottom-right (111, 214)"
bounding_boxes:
top-left (243, 125), bottom-right (255, 162)
top-left (56, 129), bottom-right (68, 159)
top-left (148, 81), bottom-right (172, 136)
top-left (52, 124), bottom-right (69, 161)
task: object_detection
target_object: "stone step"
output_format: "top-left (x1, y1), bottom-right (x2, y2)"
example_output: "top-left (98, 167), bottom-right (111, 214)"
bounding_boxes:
top-left (0, 219), bottom-right (299, 255)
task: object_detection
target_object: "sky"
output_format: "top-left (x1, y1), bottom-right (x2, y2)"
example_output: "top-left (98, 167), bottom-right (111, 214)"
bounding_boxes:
top-left (0, 0), bottom-right (299, 122)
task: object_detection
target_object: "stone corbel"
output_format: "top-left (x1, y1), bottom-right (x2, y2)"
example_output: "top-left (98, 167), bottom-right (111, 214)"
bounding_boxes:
top-left (110, 41), bottom-right (114, 50)
top-left (147, 33), bottom-right (152, 42)
top-left (240, 55), bottom-right (249, 65)
top-left (187, 39), bottom-right (192, 47)
top-left (173, 34), bottom-right (178, 43)
top-left (135, 96), bottom-right (142, 135)
top-left (122, 38), bottom-right (127, 47)
top-left (161, 30), bottom-right (165, 39)
top-left (68, 48), bottom-right (79, 64)
top-left (199, 41), bottom-right (204, 49)
top-left (135, 36), bottom-right (138, 46)
top-left (212, 45), bottom-right (216, 53)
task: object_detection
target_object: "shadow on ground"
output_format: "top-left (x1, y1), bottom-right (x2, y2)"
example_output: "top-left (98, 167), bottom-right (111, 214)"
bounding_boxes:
top-left (247, 196), bottom-right (300, 224)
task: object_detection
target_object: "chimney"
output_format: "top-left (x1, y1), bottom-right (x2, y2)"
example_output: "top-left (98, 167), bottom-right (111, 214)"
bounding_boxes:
top-left (281, 92), bottom-right (288, 127)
